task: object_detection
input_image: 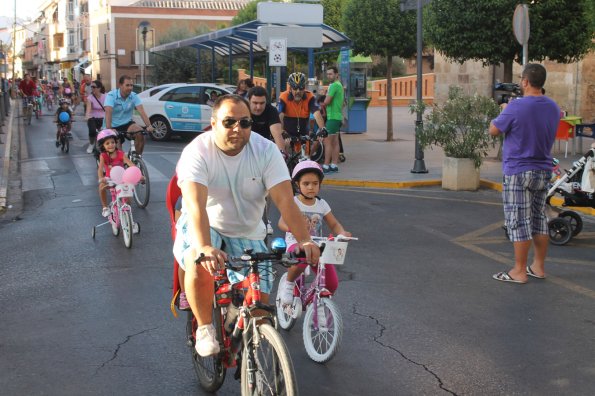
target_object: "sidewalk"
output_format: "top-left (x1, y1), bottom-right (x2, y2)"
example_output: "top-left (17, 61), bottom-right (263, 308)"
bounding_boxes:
top-left (325, 106), bottom-right (580, 188)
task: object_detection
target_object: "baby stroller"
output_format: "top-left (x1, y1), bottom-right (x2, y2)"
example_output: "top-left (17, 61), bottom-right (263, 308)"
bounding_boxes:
top-left (545, 143), bottom-right (595, 245)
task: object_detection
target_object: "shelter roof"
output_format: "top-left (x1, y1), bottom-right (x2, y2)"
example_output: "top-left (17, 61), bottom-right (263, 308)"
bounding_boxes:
top-left (150, 20), bottom-right (351, 57)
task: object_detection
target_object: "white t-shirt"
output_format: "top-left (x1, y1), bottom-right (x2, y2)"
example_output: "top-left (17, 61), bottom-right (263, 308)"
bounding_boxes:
top-left (285, 196), bottom-right (331, 246)
top-left (176, 131), bottom-right (289, 239)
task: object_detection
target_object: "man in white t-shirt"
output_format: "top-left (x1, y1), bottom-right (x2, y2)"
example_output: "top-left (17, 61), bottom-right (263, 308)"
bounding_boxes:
top-left (173, 94), bottom-right (320, 357)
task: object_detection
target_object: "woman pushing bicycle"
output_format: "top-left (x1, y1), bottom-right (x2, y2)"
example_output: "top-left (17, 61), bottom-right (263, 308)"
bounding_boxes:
top-left (277, 160), bottom-right (351, 305)
top-left (96, 129), bottom-right (137, 217)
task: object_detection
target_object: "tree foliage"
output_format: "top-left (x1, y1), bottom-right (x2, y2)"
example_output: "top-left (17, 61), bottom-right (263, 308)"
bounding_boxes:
top-left (343, 0), bottom-right (417, 141)
top-left (152, 24), bottom-right (212, 85)
top-left (425, 0), bottom-right (593, 70)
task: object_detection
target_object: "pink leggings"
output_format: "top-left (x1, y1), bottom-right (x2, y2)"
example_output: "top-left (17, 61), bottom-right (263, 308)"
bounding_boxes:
top-left (288, 244), bottom-right (338, 293)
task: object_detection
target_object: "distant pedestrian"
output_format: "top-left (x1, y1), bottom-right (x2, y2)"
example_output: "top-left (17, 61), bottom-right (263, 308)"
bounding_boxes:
top-left (489, 63), bottom-right (560, 284)
top-left (321, 66), bottom-right (344, 174)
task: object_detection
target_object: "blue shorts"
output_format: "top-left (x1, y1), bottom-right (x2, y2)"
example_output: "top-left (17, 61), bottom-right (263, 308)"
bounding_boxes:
top-left (502, 170), bottom-right (551, 242)
top-left (173, 211), bottom-right (273, 293)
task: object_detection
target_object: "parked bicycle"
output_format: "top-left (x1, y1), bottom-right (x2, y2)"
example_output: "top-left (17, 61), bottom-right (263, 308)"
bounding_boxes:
top-left (276, 235), bottom-right (357, 363)
top-left (187, 238), bottom-right (299, 395)
top-left (93, 128), bottom-right (151, 208)
top-left (91, 172), bottom-right (141, 248)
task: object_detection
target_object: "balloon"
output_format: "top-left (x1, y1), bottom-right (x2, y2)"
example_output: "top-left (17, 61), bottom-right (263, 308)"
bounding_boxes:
top-left (64, 88), bottom-right (71, 94)
top-left (122, 166), bottom-right (142, 185)
top-left (59, 111), bottom-right (70, 123)
top-left (110, 166), bottom-right (125, 184)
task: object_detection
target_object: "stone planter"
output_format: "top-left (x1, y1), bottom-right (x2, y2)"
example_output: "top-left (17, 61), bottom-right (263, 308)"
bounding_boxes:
top-left (442, 157), bottom-right (480, 191)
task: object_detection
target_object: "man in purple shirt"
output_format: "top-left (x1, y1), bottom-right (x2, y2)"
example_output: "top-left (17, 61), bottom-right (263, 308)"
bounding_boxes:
top-left (489, 63), bottom-right (560, 284)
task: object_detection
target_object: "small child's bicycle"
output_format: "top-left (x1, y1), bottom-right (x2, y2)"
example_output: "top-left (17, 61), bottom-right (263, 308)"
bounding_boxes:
top-left (275, 235), bottom-right (357, 363)
top-left (92, 178), bottom-right (140, 248)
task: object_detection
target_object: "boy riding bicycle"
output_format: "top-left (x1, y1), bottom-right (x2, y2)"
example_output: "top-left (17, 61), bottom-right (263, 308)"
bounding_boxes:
top-left (277, 160), bottom-right (351, 305)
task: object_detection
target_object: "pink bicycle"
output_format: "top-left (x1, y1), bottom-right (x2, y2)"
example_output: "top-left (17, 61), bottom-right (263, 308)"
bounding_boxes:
top-left (92, 178), bottom-right (140, 248)
top-left (275, 235), bottom-right (357, 363)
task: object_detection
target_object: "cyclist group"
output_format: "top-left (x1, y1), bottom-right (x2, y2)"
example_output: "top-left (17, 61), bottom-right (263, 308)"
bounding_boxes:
top-left (171, 68), bottom-right (350, 361)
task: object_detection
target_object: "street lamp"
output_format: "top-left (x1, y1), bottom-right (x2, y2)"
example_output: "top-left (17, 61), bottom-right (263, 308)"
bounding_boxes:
top-left (401, 0), bottom-right (429, 174)
top-left (138, 21), bottom-right (150, 91)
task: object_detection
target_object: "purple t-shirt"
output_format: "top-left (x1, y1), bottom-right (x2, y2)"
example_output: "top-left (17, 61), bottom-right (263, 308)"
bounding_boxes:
top-left (492, 96), bottom-right (559, 176)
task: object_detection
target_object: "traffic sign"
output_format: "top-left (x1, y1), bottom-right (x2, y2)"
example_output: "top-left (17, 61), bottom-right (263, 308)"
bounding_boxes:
top-left (269, 38), bottom-right (287, 67)
top-left (257, 2), bottom-right (323, 24)
top-left (257, 26), bottom-right (323, 48)
top-left (513, 4), bottom-right (530, 45)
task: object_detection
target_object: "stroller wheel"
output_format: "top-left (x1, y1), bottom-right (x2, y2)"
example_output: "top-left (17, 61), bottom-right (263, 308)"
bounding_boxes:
top-left (548, 218), bottom-right (572, 246)
top-left (559, 211), bottom-right (583, 237)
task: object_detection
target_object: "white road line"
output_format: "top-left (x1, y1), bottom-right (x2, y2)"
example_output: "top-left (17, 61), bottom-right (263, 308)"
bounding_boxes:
top-left (72, 156), bottom-right (99, 186)
top-left (22, 160), bottom-right (54, 192)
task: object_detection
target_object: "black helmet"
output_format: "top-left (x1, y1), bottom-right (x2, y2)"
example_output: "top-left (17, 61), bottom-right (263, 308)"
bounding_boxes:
top-left (287, 72), bottom-right (307, 90)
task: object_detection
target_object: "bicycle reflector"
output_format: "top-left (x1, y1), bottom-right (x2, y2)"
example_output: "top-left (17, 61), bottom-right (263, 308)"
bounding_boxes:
top-left (59, 112), bottom-right (70, 123)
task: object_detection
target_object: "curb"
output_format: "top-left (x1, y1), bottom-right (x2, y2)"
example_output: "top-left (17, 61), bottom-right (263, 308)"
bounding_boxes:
top-left (0, 103), bottom-right (15, 210)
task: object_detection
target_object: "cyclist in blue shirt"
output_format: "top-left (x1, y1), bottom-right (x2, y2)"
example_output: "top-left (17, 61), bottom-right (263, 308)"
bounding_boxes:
top-left (104, 75), bottom-right (154, 155)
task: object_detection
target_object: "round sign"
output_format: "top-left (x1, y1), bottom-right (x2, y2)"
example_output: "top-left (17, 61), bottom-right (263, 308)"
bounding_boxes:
top-left (513, 4), bottom-right (530, 45)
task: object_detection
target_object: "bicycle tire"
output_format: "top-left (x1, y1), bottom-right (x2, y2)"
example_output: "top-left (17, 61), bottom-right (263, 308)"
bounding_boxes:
top-left (121, 210), bottom-right (133, 248)
top-left (241, 323), bottom-right (298, 396)
top-left (110, 210), bottom-right (120, 236)
top-left (187, 309), bottom-right (226, 392)
top-left (60, 135), bottom-right (67, 152)
top-left (64, 138), bottom-right (69, 153)
top-left (302, 298), bottom-right (343, 363)
top-left (310, 141), bottom-right (324, 164)
top-left (132, 156), bottom-right (150, 208)
top-left (275, 273), bottom-right (298, 331)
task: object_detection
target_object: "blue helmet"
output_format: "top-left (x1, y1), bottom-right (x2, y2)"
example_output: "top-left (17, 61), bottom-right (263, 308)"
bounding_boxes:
top-left (58, 111), bottom-right (70, 123)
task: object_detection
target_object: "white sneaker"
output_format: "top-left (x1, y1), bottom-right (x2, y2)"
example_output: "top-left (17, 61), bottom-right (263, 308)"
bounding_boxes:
top-left (101, 207), bottom-right (110, 217)
top-left (195, 324), bottom-right (220, 357)
top-left (86, 144), bottom-right (94, 154)
top-left (279, 280), bottom-right (295, 306)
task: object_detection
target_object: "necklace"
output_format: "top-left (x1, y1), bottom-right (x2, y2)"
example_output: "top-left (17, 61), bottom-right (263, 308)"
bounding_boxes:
top-left (290, 98), bottom-right (306, 134)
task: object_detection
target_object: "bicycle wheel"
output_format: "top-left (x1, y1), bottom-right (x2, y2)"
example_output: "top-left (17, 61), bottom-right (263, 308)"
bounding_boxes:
top-left (275, 273), bottom-right (298, 331)
top-left (64, 137), bottom-right (70, 153)
top-left (186, 309), bottom-right (226, 392)
top-left (241, 323), bottom-right (298, 396)
top-left (121, 210), bottom-right (133, 248)
top-left (302, 298), bottom-right (343, 363)
top-left (60, 135), bottom-right (67, 152)
top-left (310, 140), bottom-right (324, 163)
top-left (132, 157), bottom-right (150, 208)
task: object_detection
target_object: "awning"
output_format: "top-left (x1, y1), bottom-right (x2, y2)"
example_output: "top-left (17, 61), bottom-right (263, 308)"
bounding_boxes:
top-left (150, 20), bottom-right (351, 57)
top-left (73, 57), bottom-right (89, 71)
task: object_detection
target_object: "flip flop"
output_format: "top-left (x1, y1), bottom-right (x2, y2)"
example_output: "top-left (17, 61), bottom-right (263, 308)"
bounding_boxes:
top-left (526, 266), bottom-right (546, 279)
top-left (492, 271), bottom-right (527, 284)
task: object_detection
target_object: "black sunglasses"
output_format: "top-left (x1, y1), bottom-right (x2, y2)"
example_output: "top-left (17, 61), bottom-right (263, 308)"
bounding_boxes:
top-left (220, 117), bottom-right (253, 129)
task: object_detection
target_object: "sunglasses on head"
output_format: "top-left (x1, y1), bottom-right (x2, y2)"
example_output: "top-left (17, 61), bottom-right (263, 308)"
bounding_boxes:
top-left (220, 117), bottom-right (253, 129)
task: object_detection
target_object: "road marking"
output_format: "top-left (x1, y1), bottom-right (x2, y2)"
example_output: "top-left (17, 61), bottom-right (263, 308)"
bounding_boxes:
top-left (21, 160), bottom-right (54, 192)
top-left (72, 156), bottom-right (99, 186)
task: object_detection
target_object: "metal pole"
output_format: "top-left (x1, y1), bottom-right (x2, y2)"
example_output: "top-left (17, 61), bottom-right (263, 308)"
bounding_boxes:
top-left (11, 0), bottom-right (17, 99)
top-left (411, 0), bottom-right (428, 173)
top-left (141, 27), bottom-right (147, 91)
top-left (211, 46), bottom-right (215, 83)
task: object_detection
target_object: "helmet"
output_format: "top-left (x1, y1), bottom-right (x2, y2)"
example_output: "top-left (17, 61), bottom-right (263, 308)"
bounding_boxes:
top-left (291, 160), bottom-right (324, 183)
top-left (58, 111), bottom-right (70, 123)
top-left (96, 129), bottom-right (117, 151)
top-left (59, 98), bottom-right (70, 105)
top-left (287, 72), bottom-right (307, 90)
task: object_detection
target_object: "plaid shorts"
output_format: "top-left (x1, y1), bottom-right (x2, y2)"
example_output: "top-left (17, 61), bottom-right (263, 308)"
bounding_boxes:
top-left (173, 212), bottom-right (273, 293)
top-left (502, 170), bottom-right (551, 242)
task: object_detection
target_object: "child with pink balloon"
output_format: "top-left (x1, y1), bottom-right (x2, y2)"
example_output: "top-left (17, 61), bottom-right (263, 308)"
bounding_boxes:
top-left (96, 129), bottom-right (137, 217)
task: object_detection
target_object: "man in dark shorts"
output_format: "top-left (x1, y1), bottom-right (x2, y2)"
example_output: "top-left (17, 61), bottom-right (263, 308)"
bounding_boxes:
top-left (247, 86), bottom-right (285, 152)
top-left (104, 75), bottom-right (154, 155)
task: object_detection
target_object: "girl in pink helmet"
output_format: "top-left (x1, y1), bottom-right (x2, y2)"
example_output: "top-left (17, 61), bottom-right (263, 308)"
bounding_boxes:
top-left (96, 129), bottom-right (137, 217)
top-left (277, 160), bottom-right (351, 305)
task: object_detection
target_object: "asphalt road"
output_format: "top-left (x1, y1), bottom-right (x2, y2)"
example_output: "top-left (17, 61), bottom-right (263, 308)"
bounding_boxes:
top-left (1, 110), bottom-right (595, 395)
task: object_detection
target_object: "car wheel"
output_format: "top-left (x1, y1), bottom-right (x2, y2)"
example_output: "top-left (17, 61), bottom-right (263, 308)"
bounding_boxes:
top-left (149, 116), bottom-right (172, 141)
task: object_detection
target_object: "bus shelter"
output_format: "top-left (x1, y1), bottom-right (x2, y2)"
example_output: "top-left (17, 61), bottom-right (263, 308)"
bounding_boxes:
top-left (150, 20), bottom-right (351, 84)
